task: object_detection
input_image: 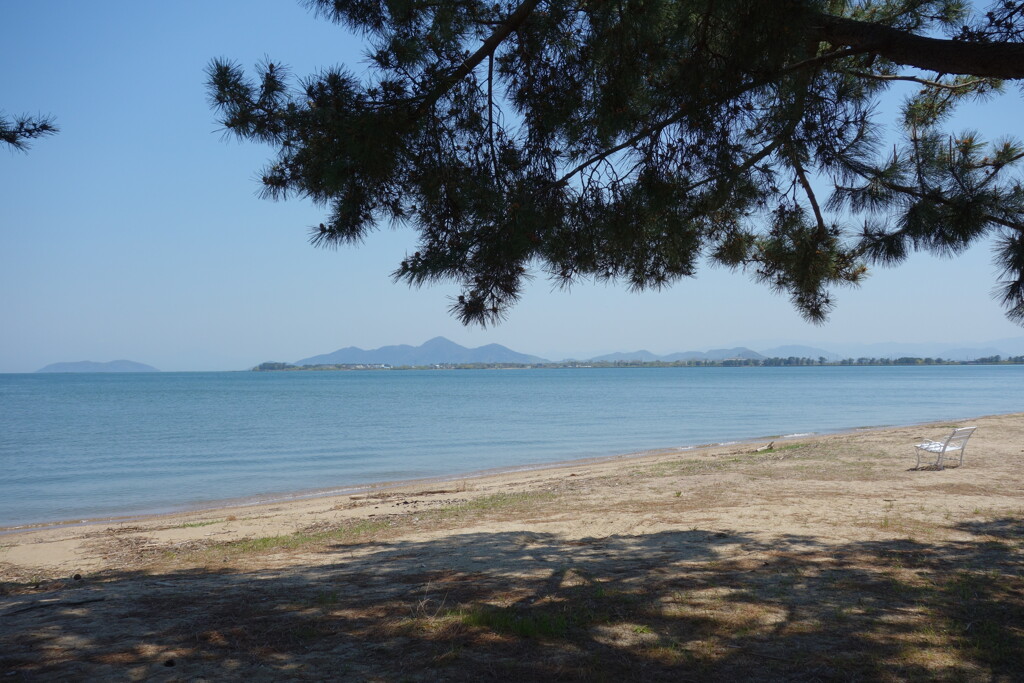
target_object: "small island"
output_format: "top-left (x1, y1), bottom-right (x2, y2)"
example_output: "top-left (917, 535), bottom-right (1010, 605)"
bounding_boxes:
top-left (36, 360), bottom-right (160, 373)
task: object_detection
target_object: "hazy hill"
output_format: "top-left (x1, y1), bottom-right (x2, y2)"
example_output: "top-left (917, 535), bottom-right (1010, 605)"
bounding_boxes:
top-left (594, 347), bottom-right (765, 362)
top-left (743, 338), bottom-right (1024, 361)
top-left (759, 345), bottom-right (841, 361)
top-left (822, 342), bottom-right (1008, 361)
top-left (295, 337), bottom-right (548, 366)
top-left (704, 347), bottom-right (766, 361)
top-left (589, 350), bottom-right (662, 362)
top-left (36, 360), bottom-right (159, 373)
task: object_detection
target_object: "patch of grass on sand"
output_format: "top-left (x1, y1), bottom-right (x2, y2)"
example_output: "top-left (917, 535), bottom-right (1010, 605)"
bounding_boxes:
top-left (181, 491), bottom-right (557, 563)
top-left (174, 520), bottom-right (221, 529)
top-left (425, 490), bottom-right (558, 523)
top-left (459, 604), bottom-right (573, 638)
top-left (179, 518), bottom-right (396, 562)
top-left (393, 582), bottom-right (645, 643)
top-left (637, 458), bottom-right (732, 477)
top-left (228, 518), bottom-right (394, 554)
top-left (637, 443), bottom-right (839, 479)
top-left (465, 490), bottom-right (555, 511)
top-left (313, 589), bottom-right (340, 607)
top-left (876, 513), bottom-right (944, 539)
top-left (758, 443), bottom-right (807, 454)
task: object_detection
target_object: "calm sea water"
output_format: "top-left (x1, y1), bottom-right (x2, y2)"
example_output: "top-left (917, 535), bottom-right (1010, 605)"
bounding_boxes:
top-left (1, 366), bottom-right (1021, 528)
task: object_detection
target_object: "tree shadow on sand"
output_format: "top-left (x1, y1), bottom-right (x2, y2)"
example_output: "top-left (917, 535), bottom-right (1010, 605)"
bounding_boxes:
top-left (2, 519), bottom-right (1022, 681)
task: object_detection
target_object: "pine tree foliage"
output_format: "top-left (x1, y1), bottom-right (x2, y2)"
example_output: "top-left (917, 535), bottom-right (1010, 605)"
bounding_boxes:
top-left (208, 0), bottom-right (1024, 325)
top-left (1, 113), bottom-right (58, 151)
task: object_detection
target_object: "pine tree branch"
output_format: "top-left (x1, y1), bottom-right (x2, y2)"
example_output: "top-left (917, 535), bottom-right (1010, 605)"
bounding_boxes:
top-left (847, 72), bottom-right (988, 89)
top-left (811, 12), bottom-right (1024, 78)
top-left (488, 52), bottom-right (497, 177)
top-left (846, 175), bottom-right (1024, 234)
top-left (412, 0), bottom-right (542, 118)
top-left (1, 114), bottom-right (58, 151)
top-left (554, 46), bottom-right (859, 188)
top-left (788, 144), bottom-right (826, 233)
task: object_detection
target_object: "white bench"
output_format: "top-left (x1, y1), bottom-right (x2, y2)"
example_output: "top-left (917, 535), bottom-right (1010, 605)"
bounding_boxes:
top-left (913, 426), bottom-right (976, 470)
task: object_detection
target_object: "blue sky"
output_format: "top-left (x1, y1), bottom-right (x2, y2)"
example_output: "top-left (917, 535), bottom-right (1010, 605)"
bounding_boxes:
top-left (3, 1), bottom-right (1023, 372)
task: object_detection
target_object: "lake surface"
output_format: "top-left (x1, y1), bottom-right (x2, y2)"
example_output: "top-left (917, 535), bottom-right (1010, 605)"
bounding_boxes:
top-left (1, 366), bottom-right (1021, 528)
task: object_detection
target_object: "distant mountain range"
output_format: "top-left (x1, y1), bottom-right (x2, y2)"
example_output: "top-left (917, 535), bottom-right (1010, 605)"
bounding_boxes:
top-left (291, 335), bottom-right (1024, 367)
top-left (581, 340), bottom-right (1024, 363)
top-left (590, 347), bottom-right (767, 362)
top-left (36, 360), bottom-right (160, 373)
top-left (753, 339), bottom-right (1024, 362)
top-left (807, 340), bottom-right (1024, 361)
top-left (295, 336), bottom-right (546, 366)
top-left (36, 335), bottom-right (1024, 374)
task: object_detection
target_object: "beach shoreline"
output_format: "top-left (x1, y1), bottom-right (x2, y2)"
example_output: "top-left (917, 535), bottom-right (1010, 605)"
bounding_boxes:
top-left (7, 364), bottom-right (1023, 535)
top-left (0, 414), bottom-right (988, 536)
top-left (1, 412), bottom-right (1015, 574)
top-left (0, 438), bottom-right (767, 535)
top-left (3, 412), bottom-right (1022, 679)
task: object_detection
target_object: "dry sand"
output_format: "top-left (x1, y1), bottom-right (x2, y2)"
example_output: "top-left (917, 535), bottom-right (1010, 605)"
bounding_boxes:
top-left (2, 414), bottom-right (1022, 680)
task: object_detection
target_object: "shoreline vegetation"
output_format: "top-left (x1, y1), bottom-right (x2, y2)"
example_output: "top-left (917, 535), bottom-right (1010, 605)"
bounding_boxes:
top-left (3, 413), bottom-right (1022, 679)
top-left (254, 355), bottom-right (1024, 371)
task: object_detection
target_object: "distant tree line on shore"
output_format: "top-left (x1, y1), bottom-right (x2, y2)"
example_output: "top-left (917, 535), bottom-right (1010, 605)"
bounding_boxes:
top-left (560, 356), bottom-right (1024, 368)
top-left (253, 356), bottom-right (1024, 371)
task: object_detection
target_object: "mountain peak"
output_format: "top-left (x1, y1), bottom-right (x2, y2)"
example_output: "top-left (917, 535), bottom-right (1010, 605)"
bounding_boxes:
top-left (420, 336), bottom-right (459, 348)
top-left (294, 338), bottom-right (547, 366)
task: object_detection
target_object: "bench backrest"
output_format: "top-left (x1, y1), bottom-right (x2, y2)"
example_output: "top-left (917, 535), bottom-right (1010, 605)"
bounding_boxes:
top-left (944, 426), bottom-right (976, 450)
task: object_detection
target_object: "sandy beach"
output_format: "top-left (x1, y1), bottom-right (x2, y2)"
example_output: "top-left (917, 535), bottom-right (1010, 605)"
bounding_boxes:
top-left (2, 413), bottom-right (1022, 680)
